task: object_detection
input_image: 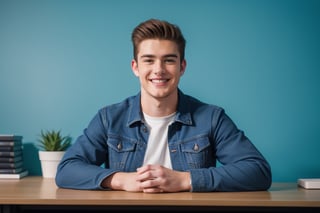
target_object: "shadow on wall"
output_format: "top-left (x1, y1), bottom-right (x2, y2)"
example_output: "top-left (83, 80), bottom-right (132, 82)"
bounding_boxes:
top-left (23, 143), bottom-right (42, 176)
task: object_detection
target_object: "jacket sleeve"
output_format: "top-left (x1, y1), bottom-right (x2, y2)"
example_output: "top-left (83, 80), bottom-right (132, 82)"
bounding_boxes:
top-left (55, 109), bottom-right (119, 190)
top-left (190, 108), bottom-right (272, 192)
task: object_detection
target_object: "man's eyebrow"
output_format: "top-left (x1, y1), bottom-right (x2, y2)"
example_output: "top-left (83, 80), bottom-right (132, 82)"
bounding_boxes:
top-left (140, 54), bottom-right (178, 58)
top-left (163, 54), bottom-right (178, 58)
top-left (140, 54), bottom-right (155, 58)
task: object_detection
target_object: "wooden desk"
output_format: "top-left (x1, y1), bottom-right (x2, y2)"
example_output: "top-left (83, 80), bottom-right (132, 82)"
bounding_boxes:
top-left (0, 176), bottom-right (319, 213)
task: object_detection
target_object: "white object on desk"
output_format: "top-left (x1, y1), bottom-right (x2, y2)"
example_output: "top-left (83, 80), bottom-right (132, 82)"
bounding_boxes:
top-left (298, 178), bottom-right (320, 189)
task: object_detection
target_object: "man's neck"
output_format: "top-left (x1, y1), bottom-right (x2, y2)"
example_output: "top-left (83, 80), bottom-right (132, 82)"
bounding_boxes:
top-left (140, 91), bottom-right (178, 117)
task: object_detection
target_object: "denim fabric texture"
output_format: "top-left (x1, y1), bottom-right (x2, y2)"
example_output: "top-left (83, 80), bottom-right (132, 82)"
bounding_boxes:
top-left (56, 89), bottom-right (272, 191)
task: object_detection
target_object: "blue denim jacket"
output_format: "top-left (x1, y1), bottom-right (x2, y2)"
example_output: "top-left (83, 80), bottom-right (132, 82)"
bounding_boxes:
top-left (56, 89), bottom-right (272, 192)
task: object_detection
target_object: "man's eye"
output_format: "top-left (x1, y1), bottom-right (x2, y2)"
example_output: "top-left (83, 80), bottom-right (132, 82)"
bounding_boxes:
top-left (143, 59), bottom-right (153, 63)
top-left (165, 59), bottom-right (176, 63)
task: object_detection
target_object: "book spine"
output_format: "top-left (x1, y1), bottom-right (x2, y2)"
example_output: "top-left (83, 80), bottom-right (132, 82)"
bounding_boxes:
top-left (0, 156), bottom-right (23, 163)
top-left (0, 146), bottom-right (22, 151)
top-left (0, 161), bottom-right (23, 169)
top-left (0, 167), bottom-right (24, 174)
top-left (0, 141), bottom-right (23, 146)
top-left (0, 169), bottom-right (28, 179)
top-left (0, 151), bottom-right (23, 157)
top-left (0, 135), bottom-right (23, 141)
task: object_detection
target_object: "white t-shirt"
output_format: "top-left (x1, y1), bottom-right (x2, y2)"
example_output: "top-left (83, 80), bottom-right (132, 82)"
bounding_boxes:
top-left (142, 112), bottom-right (176, 169)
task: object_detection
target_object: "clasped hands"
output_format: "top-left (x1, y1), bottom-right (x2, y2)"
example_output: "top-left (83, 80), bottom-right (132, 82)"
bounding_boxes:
top-left (103, 164), bottom-right (191, 193)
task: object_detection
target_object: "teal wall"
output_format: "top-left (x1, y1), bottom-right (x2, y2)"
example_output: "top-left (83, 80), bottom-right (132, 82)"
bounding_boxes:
top-left (1, 0), bottom-right (319, 181)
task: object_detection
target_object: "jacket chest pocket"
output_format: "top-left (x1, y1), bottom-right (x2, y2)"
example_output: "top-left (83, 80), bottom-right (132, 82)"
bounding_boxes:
top-left (107, 137), bottom-right (136, 169)
top-left (181, 136), bottom-right (213, 169)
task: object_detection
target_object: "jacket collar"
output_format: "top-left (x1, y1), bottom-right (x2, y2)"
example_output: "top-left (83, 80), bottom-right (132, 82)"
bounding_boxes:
top-left (127, 89), bottom-right (193, 127)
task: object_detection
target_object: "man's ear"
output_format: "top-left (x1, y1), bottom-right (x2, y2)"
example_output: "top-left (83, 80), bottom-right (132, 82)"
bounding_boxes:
top-left (180, 59), bottom-right (187, 76)
top-left (131, 59), bottom-right (139, 77)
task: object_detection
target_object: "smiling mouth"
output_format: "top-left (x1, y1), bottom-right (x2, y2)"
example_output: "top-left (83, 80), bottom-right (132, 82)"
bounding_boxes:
top-left (150, 79), bottom-right (169, 83)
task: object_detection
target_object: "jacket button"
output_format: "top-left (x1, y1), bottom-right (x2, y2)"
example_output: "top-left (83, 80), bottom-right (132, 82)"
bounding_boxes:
top-left (193, 143), bottom-right (199, 151)
top-left (117, 143), bottom-right (122, 150)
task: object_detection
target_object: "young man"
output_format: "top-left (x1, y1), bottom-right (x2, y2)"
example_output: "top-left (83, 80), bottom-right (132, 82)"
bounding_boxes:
top-left (55, 19), bottom-right (272, 193)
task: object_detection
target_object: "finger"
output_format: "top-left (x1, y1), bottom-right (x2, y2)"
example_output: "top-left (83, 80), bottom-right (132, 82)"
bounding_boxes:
top-left (136, 170), bottom-right (153, 182)
top-left (139, 178), bottom-right (160, 188)
top-left (143, 187), bottom-right (164, 193)
top-left (136, 167), bottom-right (148, 174)
top-left (136, 164), bottom-right (154, 174)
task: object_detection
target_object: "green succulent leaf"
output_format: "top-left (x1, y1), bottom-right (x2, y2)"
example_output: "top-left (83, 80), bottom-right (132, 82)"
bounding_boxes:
top-left (38, 129), bottom-right (72, 151)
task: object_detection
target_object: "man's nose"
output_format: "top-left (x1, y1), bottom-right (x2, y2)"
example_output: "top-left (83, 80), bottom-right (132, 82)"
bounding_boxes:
top-left (154, 61), bottom-right (165, 75)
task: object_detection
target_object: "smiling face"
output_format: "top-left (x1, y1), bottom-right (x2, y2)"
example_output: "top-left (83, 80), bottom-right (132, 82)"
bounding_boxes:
top-left (132, 39), bottom-right (186, 104)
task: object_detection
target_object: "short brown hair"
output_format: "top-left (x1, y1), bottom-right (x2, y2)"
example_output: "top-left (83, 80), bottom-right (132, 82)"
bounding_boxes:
top-left (131, 19), bottom-right (186, 62)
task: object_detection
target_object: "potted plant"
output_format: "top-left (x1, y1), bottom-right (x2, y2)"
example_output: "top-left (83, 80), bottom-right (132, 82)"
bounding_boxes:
top-left (37, 129), bottom-right (72, 178)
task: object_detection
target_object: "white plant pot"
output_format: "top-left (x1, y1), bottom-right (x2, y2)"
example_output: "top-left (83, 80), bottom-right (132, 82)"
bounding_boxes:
top-left (38, 151), bottom-right (65, 178)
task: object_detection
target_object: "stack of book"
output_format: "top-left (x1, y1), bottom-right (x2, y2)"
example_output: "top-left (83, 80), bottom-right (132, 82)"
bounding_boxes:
top-left (0, 134), bottom-right (28, 179)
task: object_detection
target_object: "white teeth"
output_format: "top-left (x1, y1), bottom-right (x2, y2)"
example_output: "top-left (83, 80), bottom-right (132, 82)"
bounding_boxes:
top-left (152, 79), bottom-right (167, 83)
